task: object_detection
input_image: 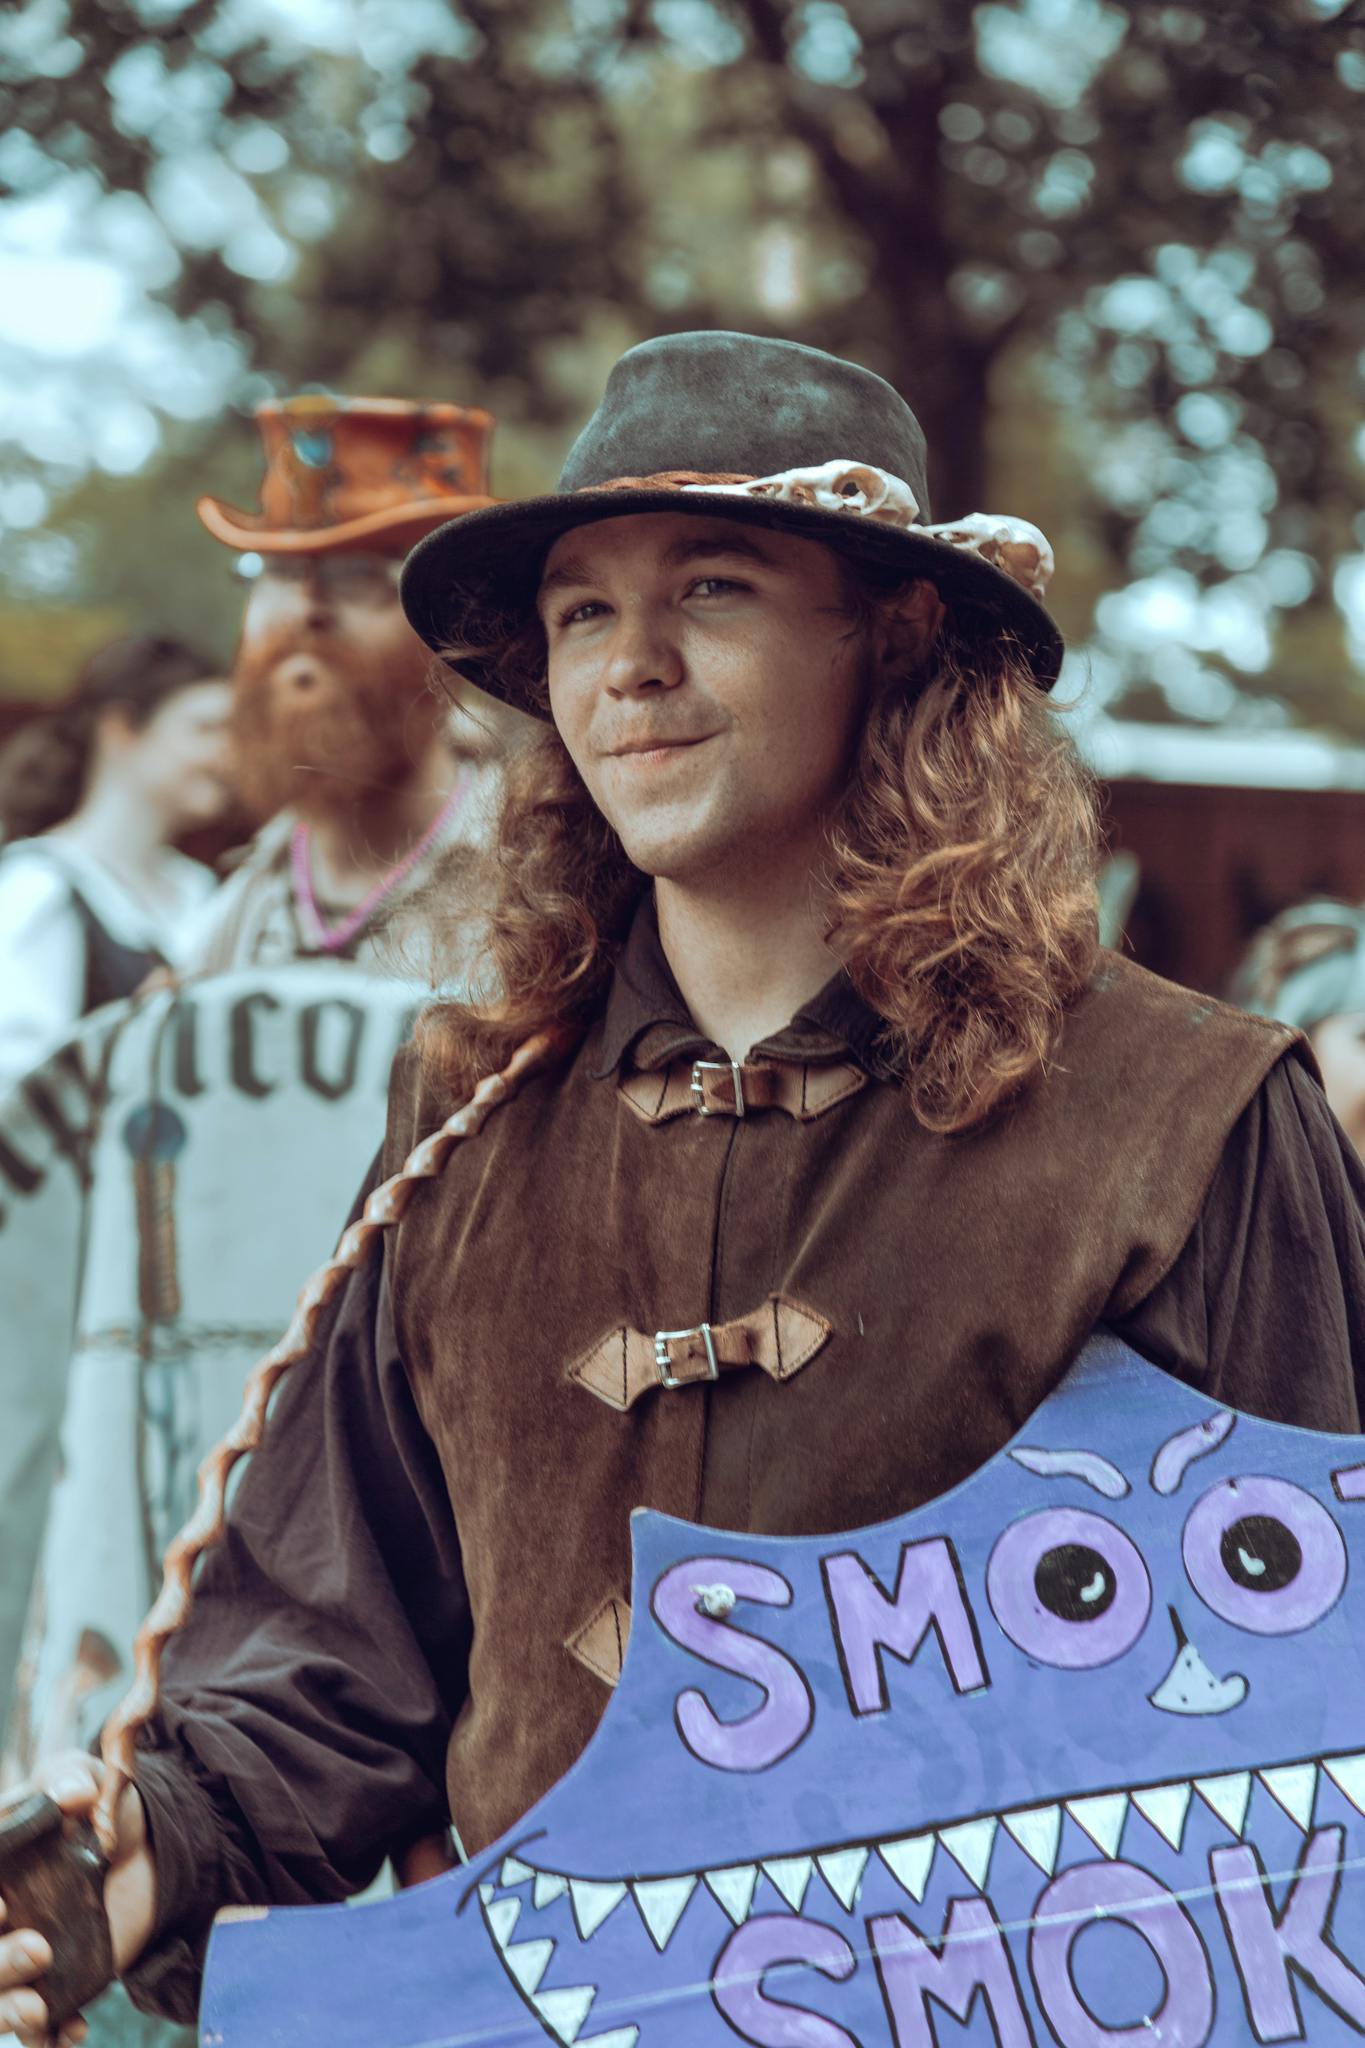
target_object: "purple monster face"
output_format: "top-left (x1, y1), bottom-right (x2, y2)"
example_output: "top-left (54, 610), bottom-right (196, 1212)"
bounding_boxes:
top-left (205, 1336), bottom-right (1365, 2046)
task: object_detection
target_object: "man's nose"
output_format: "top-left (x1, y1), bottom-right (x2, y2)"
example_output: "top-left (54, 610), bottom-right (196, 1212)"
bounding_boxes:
top-left (269, 567), bottom-right (333, 632)
top-left (300, 577), bottom-right (334, 632)
top-left (602, 609), bottom-right (683, 698)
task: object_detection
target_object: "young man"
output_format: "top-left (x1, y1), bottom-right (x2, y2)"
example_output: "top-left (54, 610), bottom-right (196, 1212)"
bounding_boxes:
top-left (4, 331), bottom-right (1364, 2040)
top-left (187, 393), bottom-right (520, 975)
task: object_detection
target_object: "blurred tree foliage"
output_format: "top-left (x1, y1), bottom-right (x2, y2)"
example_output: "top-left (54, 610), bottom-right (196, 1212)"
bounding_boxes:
top-left (5, 0), bottom-right (643, 391)
top-left (3, 0), bottom-right (1364, 726)
top-left (648, 2), bottom-right (1361, 518)
top-left (623, 0), bottom-right (1365, 724)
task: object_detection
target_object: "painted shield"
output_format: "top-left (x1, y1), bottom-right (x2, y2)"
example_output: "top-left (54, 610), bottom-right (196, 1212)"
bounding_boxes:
top-left (202, 1333), bottom-right (1365, 2046)
top-left (0, 966), bottom-right (422, 1768)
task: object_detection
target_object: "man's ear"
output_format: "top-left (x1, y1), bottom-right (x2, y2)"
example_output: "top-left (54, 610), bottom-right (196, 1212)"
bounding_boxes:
top-left (869, 578), bottom-right (945, 677)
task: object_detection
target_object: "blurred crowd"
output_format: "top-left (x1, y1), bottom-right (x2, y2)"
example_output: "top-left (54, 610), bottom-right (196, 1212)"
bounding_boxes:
top-left (0, 392), bottom-right (530, 2048)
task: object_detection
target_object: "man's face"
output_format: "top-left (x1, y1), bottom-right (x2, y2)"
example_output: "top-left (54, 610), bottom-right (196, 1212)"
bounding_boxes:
top-left (231, 552), bottom-right (439, 820)
top-left (540, 513), bottom-right (868, 884)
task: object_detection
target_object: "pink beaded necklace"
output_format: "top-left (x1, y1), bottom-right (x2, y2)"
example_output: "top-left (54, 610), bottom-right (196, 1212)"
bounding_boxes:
top-left (289, 764), bottom-right (471, 955)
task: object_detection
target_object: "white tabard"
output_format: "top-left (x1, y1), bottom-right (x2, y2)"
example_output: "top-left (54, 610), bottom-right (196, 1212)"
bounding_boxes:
top-left (0, 963), bottom-right (424, 1770)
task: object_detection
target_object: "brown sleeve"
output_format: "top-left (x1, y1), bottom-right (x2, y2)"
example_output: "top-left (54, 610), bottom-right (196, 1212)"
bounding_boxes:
top-left (1111, 1052), bottom-right (1365, 1432)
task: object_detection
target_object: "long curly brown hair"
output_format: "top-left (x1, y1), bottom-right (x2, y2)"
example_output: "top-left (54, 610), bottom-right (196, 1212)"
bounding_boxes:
top-left (416, 577), bottom-right (1101, 1134)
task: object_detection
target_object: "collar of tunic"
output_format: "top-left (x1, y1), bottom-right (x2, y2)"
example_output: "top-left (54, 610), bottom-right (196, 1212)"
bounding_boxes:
top-left (587, 892), bottom-right (903, 1083)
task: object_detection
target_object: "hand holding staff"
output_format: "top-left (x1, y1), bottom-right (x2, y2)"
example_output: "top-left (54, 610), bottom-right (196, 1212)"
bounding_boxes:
top-left (0, 1753), bottom-right (154, 2044)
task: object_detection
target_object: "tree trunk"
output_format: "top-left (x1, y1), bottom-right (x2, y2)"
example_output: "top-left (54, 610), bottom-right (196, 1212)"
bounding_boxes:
top-left (889, 323), bottom-right (993, 521)
top-left (737, 55), bottom-right (996, 514)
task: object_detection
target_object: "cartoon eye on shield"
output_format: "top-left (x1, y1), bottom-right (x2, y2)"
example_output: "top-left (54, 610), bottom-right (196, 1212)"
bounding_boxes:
top-left (986, 1508), bottom-right (1151, 1669)
top-left (1181, 1476), bottom-right (1347, 1634)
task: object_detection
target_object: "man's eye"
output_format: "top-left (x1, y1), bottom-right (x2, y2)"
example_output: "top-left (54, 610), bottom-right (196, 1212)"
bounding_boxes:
top-left (689, 577), bottom-right (744, 599)
top-left (556, 600), bottom-right (607, 628)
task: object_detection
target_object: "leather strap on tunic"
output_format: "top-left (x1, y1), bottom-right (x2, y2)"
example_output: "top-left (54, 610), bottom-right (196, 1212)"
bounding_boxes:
top-left (569, 1295), bottom-right (833, 1410)
top-left (619, 1056), bottom-right (866, 1123)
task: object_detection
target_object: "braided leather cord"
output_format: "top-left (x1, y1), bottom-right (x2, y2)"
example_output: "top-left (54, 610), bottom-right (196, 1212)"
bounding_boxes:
top-left (94, 1032), bottom-right (559, 1850)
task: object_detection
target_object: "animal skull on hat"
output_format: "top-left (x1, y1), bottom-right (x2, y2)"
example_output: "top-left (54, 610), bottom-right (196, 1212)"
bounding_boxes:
top-left (686, 467), bottom-right (1055, 598)
top-left (917, 512), bottom-right (1056, 597)
top-left (686, 460), bottom-right (922, 527)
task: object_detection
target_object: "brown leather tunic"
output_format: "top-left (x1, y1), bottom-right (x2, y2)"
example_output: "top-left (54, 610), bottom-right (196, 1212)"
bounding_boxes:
top-left (381, 944), bottom-right (1300, 1857)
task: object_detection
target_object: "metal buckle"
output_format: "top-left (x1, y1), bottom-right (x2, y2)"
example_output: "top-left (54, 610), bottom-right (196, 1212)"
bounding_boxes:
top-left (690, 1059), bottom-right (746, 1117)
top-left (654, 1322), bottom-right (720, 1389)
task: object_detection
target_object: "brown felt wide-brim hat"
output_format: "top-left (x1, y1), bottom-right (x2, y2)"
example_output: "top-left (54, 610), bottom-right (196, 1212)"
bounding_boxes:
top-left (401, 332), bottom-right (1064, 715)
top-left (198, 395), bottom-right (499, 556)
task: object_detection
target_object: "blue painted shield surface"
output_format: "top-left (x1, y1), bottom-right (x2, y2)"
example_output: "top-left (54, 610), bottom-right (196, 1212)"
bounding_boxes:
top-left (201, 1334), bottom-right (1365, 2045)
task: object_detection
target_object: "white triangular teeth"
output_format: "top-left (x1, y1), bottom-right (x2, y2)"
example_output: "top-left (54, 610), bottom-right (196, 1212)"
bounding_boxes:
top-left (1194, 1771), bottom-right (1252, 1837)
top-left (817, 1847), bottom-right (869, 1911)
top-left (486, 1749), bottom-right (1352, 1975)
top-left (631, 1874), bottom-right (696, 1950)
top-left (762, 1855), bottom-right (813, 1911)
top-left (503, 1938), bottom-right (554, 1997)
top-left (878, 1834), bottom-right (935, 1904)
top-left (486, 1896), bottom-right (522, 1948)
top-left (570, 1878), bottom-right (628, 1940)
top-left (1131, 1782), bottom-right (1192, 1853)
top-left (1002, 1805), bottom-right (1061, 1876)
top-left (579, 2032), bottom-right (639, 2048)
top-left (1324, 1752), bottom-right (1365, 1816)
top-left (938, 1817), bottom-right (997, 1890)
top-left (704, 1864), bottom-right (759, 1924)
top-left (534, 1983), bottom-right (597, 2044)
top-left (1259, 1763), bottom-right (1318, 1832)
top-left (1066, 1792), bottom-right (1129, 1859)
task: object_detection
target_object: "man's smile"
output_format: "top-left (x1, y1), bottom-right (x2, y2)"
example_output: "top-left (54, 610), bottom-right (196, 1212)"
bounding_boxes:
top-left (603, 733), bottom-right (718, 764)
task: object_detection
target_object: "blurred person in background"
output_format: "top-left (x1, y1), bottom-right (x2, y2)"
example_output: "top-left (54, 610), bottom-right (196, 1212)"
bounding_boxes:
top-left (187, 394), bottom-right (521, 978)
top-left (0, 397), bottom-right (512, 2048)
top-left (1234, 899), bottom-right (1365, 1161)
top-left (0, 400), bottom-right (517, 2048)
top-left (0, 637), bottom-right (231, 1092)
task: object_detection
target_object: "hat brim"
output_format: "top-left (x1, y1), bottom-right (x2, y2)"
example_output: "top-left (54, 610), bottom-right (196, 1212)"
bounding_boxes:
top-left (400, 487), bottom-right (1065, 712)
top-left (197, 492), bottom-right (500, 557)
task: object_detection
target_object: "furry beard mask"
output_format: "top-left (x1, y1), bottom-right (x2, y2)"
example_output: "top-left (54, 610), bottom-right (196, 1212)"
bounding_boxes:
top-left (230, 619), bottom-right (438, 823)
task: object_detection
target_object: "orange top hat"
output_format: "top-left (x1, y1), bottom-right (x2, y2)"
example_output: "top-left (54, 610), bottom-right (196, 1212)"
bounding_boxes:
top-left (196, 394), bottom-right (498, 555)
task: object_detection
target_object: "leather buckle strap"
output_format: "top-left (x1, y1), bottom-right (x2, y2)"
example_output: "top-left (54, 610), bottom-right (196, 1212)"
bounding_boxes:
top-left (691, 1059), bottom-right (746, 1116)
top-left (569, 1295), bottom-right (832, 1412)
top-left (619, 1056), bottom-right (866, 1125)
top-left (654, 1321), bottom-right (720, 1387)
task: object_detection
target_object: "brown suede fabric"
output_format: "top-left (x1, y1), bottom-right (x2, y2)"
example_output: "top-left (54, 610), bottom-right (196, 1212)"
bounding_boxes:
top-left (380, 945), bottom-right (1300, 1860)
